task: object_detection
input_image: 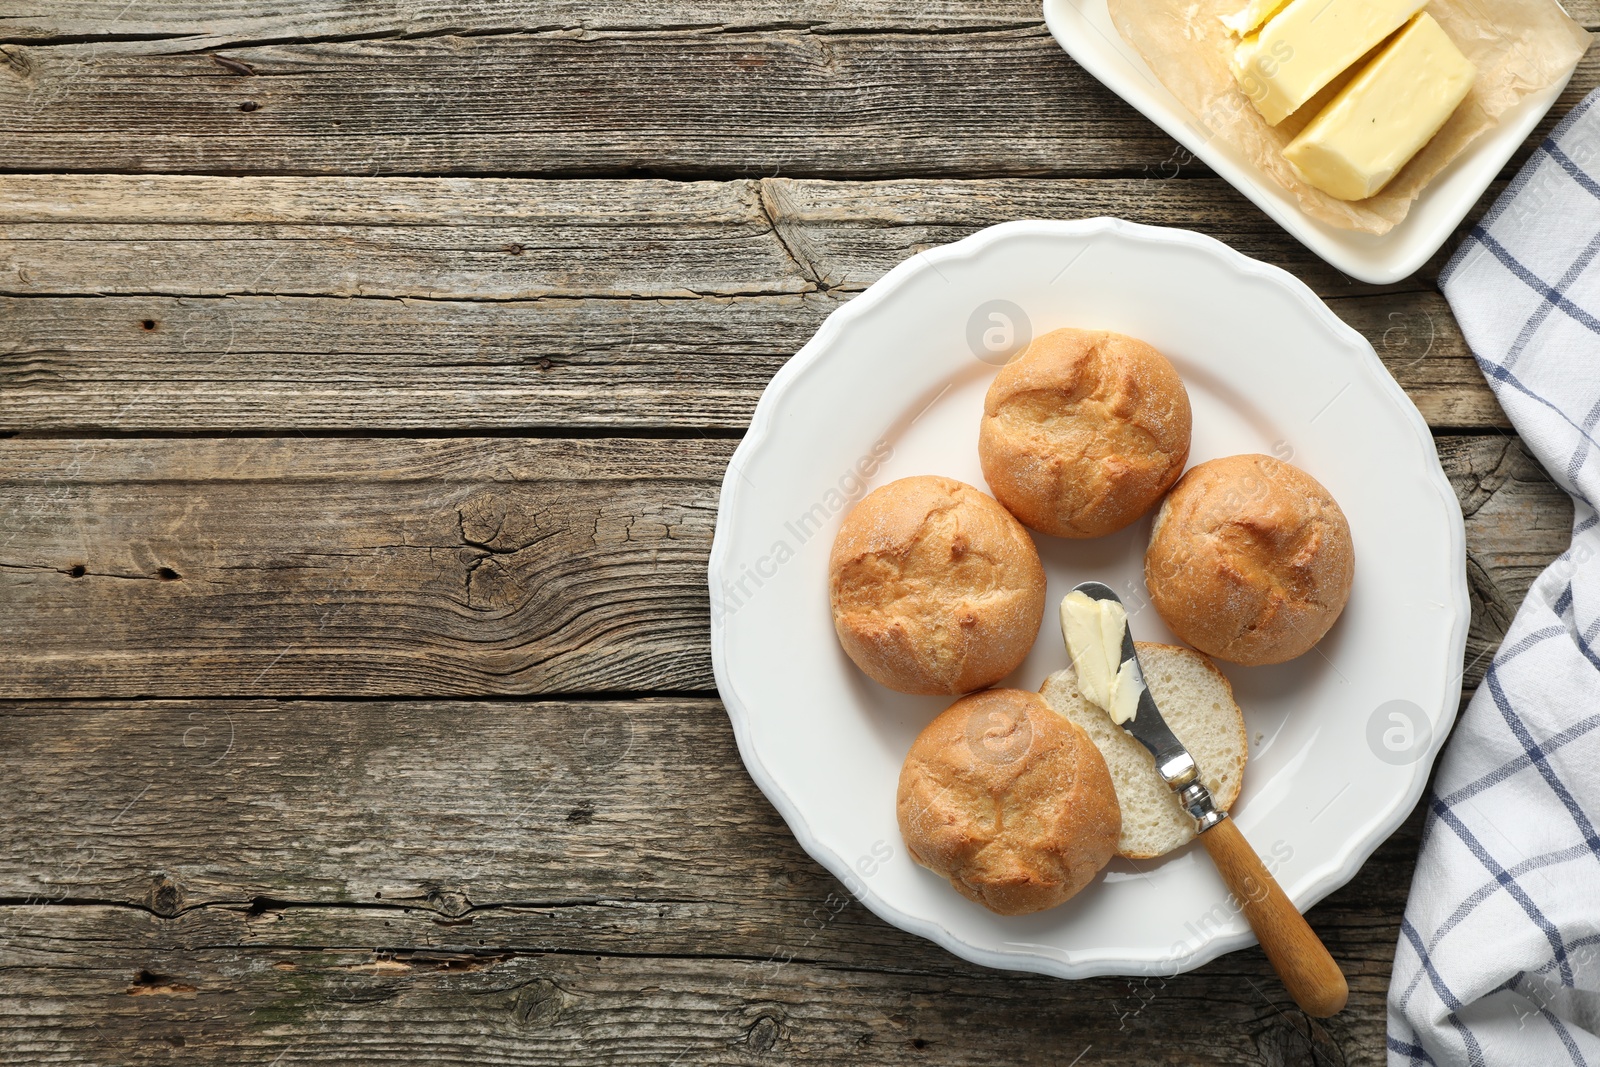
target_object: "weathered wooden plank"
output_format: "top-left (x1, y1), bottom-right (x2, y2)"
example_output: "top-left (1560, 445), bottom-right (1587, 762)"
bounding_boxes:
top-left (0, 172), bottom-right (774, 225)
top-left (1439, 434), bottom-right (1576, 681)
top-left (0, 292), bottom-right (816, 432)
top-left (0, 173), bottom-right (1508, 432)
top-left (0, 434), bottom-right (1568, 698)
top-left (0, 173), bottom-right (1453, 301)
top-left (0, 901), bottom-right (1385, 1066)
top-left (0, 170), bottom-right (1506, 309)
top-left (0, 287), bottom-right (1503, 433)
top-left (1337, 293), bottom-right (1506, 431)
top-left (0, 437), bottom-right (727, 697)
top-left (3, 0), bottom-right (1594, 40)
top-left (2, 27), bottom-right (1591, 178)
top-left (0, 694), bottom-right (1413, 916)
top-left (4, 0), bottom-right (1041, 39)
top-left (0, 698), bottom-right (774, 908)
top-left (0, 691), bottom-right (1414, 1063)
top-left (755, 174), bottom-right (1438, 298)
top-left (0, 28), bottom-right (1163, 178)
top-left (0, 176), bottom-right (802, 300)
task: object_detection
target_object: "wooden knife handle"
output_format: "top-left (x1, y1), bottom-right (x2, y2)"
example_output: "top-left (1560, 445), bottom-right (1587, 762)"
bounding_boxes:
top-left (1199, 817), bottom-right (1348, 1017)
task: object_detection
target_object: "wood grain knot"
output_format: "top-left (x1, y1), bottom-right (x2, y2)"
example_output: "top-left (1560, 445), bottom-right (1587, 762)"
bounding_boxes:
top-left (455, 492), bottom-right (556, 612)
top-left (511, 978), bottom-right (564, 1029)
top-left (147, 874), bottom-right (184, 917)
top-left (0, 45), bottom-right (35, 84)
top-left (744, 1009), bottom-right (785, 1054)
top-left (426, 888), bottom-right (473, 918)
top-left (1254, 1009), bottom-right (1345, 1067)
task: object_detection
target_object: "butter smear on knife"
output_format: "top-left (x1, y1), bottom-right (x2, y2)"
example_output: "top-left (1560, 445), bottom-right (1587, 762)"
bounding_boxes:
top-left (1060, 591), bottom-right (1145, 725)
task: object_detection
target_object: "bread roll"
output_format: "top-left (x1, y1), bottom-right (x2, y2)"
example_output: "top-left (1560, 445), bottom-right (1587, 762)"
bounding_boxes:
top-left (978, 328), bottom-right (1192, 538)
top-left (1145, 453), bottom-right (1354, 665)
top-left (897, 688), bottom-right (1121, 914)
top-left (1041, 644), bottom-right (1248, 859)
top-left (829, 476), bottom-right (1046, 695)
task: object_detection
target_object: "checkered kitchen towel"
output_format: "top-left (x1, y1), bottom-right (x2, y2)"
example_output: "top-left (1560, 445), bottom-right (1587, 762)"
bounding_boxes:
top-left (1389, 89), bottom-right (1600, 1065)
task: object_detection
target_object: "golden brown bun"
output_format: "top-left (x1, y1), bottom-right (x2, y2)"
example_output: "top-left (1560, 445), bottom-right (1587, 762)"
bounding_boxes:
top-left (978, 328), bottom-right (1192, 538)
top-left (1145, 454), bottom-right (1355, 666)
top-left (829, 476), bottom-right (1046, 695)
top-left (896, 688), bottom-right (1121, 915)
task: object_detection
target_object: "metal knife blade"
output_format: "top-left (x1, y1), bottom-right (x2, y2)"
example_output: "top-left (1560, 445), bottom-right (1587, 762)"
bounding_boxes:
top-left (1068, 586), bottom-right (1345, 1015)
top-left (1069, 580), bottom-right (1225, 831)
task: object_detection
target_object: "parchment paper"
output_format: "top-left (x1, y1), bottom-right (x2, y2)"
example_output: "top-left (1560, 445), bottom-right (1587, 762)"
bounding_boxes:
top-left (1108, 0), bottom-right (1591, 231)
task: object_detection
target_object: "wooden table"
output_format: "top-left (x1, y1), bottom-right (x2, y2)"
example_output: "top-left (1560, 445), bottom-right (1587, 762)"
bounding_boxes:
top-left (0, 3), bottom-right (1591, 1062)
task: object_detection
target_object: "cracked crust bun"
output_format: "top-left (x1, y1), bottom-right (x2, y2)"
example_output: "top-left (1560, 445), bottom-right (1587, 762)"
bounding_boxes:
top-left (1041, 644), bottom-right (1247, 859)
top-left (897, 688), bottom-right (1121, 915)
top-left (829, 476), bottom-right (1046, 695)
top-left (1145, 454), bottom-right (1355, 666)
top-left (978, 328), bottom-right (1192, 538)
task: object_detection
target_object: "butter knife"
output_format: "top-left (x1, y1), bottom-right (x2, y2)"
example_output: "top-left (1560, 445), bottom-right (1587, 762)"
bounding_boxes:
top-left (1071, 580), bottom-right (1348, 1018)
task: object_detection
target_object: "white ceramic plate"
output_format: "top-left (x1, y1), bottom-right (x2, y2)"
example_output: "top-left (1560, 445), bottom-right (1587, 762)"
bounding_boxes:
top-left (1041, 0), bottom-right (1575, 284)
top-left (708, 219), bottom-right (1468, 978)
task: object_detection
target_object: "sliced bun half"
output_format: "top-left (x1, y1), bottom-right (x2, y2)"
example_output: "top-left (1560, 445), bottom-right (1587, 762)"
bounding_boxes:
top-left (1040, 642), bottom-right (1247, 859)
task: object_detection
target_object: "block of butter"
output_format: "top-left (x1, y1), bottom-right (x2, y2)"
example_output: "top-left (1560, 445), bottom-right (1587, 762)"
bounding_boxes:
top-left (1219, 0), bottom-right (1289, 37)
top-left (1284, 13), bottom-right (1476, 201)
top-left (1231, 0), bottom-right (1426, 125)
